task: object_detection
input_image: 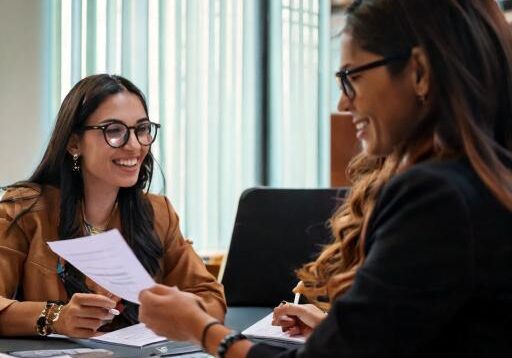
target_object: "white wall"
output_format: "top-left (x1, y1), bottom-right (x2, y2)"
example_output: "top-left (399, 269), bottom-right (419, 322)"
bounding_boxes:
top-left (0, 0), bottom-right (46, 186)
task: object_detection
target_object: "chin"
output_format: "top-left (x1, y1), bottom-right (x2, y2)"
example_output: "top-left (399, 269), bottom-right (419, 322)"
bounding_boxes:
top-left (123, 181), bottom-right (140, 188)
top-left (115, 177), bottom-right (141, 188)
top-left (361, 141), bottom-right (380, 156)
top-left (361, 140), bottom-right (393, 157)
top-left (361, 140), bottom-right (369, 153)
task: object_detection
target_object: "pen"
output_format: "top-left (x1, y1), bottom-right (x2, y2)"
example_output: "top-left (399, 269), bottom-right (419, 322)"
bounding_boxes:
top-left (292, 280), bottom-right (303, 305)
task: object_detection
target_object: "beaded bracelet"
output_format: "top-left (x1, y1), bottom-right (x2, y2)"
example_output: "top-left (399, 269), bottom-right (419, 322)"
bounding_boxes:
top-left (200, 320), bottom-right (222, 351)
top-left (217, 330), bottom-right (247, 358)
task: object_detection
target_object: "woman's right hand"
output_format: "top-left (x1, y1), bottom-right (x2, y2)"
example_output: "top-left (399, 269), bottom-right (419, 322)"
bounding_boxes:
top-left (272, 303), bottom-right (327, 337)
top-left (53, 293), bottom-right (117, 338)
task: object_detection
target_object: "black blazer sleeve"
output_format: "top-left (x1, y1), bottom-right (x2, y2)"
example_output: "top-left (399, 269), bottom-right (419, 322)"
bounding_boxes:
top-left (249, 165), bottom-right (474, 358)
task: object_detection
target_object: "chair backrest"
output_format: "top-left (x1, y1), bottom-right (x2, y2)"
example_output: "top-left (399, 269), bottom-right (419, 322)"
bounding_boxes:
top-left (222, 187), bottom-right (347, 306)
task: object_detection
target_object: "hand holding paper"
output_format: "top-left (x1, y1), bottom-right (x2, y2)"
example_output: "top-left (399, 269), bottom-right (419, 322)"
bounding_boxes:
top-left (48, 229), bottom-right (154, 303)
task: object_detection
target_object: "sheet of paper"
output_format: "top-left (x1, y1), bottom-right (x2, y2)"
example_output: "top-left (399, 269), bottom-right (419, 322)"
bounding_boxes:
top-left (242, 313), bottom-right (306, 344)
top-left (4, 348), bottom-right (112, 358)
top-left (47, 229), bottom-right (154, 303)
top-left (0, 354), bottom-right (72, 358)
top-left (90, 323), bottom-right (167, 347)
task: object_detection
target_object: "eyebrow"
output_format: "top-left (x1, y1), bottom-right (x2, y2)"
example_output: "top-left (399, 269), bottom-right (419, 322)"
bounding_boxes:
top-left (339, 63), bottom-right (351, 71)
top-left (96, 117), bottom-right (150, 125)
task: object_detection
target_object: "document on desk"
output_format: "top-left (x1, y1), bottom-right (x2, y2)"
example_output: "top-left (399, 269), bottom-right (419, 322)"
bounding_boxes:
top-left (90, 323), bottom-right (167, 347)
top-left (242, 313), bottom-right (306, 344)
top-left (47, 229), bottom-right (154, 304)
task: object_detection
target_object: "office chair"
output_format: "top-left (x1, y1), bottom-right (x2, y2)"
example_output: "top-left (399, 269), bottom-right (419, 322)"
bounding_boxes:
top-left (222, 187), bottom-right (347, 307)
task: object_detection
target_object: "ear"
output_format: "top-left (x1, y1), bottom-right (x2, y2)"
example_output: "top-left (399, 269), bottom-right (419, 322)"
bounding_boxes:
top-left (409, 46), bottom-right (431, 99)
top-left (67, 133), bottom-right (81, 156)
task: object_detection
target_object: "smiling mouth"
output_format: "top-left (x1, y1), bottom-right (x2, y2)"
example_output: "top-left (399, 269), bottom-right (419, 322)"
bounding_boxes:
top-left (354, 118), bottom-right (369, 130)
top-left (113, 158), bottom-right (138, 168)
top-left (353, 118), bottom-right (370, 140)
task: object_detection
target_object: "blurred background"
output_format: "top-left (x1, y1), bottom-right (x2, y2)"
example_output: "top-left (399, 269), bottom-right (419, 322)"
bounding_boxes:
top-left (0, 0), bottom-right (510, 253)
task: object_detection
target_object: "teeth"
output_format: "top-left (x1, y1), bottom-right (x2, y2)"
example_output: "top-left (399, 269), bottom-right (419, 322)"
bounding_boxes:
top-left (115, 158), bottom-right (137, 167)
top-left (355, 120), bottom-right (369, 131)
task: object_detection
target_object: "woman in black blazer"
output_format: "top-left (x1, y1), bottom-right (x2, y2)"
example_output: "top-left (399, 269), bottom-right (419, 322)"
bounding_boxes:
top-left (138, 1), bottom-right (512, 357)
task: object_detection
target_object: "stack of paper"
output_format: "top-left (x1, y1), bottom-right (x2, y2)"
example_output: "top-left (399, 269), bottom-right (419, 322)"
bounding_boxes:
top-left (242, 313), bottom-right (306, 344)
top-left (90, 323), bottom-right (167, 347)
top-left (88, 324), bottom-right (201, 355)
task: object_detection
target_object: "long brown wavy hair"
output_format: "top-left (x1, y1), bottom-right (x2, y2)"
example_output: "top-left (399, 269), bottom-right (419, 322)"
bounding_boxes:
top-left (297, 0), bottom-right (512, 309)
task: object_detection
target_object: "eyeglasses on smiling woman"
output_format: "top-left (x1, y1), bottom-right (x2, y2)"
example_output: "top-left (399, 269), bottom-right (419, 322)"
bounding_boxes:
top-left (335, 50), bottom-right (411, 100)
top-left (82, 120), bottom-right (160, 148)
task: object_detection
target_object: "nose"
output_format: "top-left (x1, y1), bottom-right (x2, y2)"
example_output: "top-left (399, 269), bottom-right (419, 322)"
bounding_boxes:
top-left (337, 92), bottom-right (352, 112)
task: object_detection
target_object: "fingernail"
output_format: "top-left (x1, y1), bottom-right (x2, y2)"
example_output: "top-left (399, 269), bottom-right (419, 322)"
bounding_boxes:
top-left (109, 308), bottom-right (120, 316)
top-left (280, 300), bottom-right (287, 305)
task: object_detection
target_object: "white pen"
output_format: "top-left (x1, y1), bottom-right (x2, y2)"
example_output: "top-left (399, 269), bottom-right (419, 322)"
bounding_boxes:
top-left (109, 308), bottom-right (120, 316)
top-left (293, 292), bottom-right (300, 305)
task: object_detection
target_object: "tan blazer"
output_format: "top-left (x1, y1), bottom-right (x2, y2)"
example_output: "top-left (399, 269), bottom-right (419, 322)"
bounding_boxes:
top-left (0, 185), bottom-right (226, 323)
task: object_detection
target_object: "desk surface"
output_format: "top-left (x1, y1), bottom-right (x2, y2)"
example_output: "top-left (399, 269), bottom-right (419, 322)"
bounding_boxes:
top-left (0, 307), bottom-right (272, 357)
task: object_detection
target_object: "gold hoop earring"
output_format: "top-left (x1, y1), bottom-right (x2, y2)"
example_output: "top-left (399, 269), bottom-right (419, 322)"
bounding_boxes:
top-left (72, 154), bottom-right (80, 172)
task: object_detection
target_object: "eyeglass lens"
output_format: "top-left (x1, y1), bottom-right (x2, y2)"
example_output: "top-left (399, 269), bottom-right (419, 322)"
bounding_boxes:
top-left (105, 122), bottom-right (157, 147)
top-left (335, 72), bottom-right (355, 100)
top-left (342, 75), bottom-right (354, 100)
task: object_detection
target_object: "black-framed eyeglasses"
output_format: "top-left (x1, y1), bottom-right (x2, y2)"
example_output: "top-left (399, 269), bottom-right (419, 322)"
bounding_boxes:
top-left (83, 120), bottom-right (160, 148)
top-left (335, 50), bottom-right (411, 100)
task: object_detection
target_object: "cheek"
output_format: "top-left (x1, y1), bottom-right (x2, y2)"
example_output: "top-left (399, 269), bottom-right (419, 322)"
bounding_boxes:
top-left (82, 145), bottom-right (114, 170)
top-left (383, 98), bottom-right (420, 142)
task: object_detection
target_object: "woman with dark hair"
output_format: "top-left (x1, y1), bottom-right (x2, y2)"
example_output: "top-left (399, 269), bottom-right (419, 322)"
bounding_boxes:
top-left (0, 74), bottom-right (225, 337)
top-left (138, 0), bottom-right (512, 357)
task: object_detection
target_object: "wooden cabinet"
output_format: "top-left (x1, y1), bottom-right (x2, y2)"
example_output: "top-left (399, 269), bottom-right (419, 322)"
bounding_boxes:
top-left (330, 112), bottom-right (360, 187)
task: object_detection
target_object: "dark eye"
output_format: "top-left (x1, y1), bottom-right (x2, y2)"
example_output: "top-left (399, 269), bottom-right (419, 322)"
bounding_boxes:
top-left (136, 122), bottom-right (151, 135)
top-left (105, 123), bottom-right (125, 137)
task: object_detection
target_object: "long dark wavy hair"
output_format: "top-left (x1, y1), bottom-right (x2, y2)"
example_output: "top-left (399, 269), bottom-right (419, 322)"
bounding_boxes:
top-left (3, 74), bottom-right (163, 277)
top-left (298, 0), bottom-right (512, 307)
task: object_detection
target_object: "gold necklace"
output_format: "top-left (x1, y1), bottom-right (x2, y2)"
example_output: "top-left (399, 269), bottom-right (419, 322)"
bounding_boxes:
top-left (83, 221), bottom-right (106, 235)
top-left (82, 201), bottom-right (117, 235)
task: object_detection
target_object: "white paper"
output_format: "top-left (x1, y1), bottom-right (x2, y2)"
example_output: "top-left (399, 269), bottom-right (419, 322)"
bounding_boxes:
top-left (47, 229), bottom-right (154, 303)
top-left (242, 313), bottom-right (306, 344)
top-left (0, 356), bottom-right (71, 358)
top-left (91, 323), bottom-right (167, 347)
top-left (0, 353), bottom-right (72, 358)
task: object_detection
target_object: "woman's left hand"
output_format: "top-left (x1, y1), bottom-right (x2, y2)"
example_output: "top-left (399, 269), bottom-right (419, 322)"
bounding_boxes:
top-left (138, 284), bottom-right (211, 343)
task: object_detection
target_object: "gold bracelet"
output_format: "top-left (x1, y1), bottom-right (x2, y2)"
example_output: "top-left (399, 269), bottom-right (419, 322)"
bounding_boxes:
top-left (46, 303), bottom-right (64, 335)
top-left (35, 301), bottom-right (64, 336)
top-left (35, 302), bottom-right (53, 336)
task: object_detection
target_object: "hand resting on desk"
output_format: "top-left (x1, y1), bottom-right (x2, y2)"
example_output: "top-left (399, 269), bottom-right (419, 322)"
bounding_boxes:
top-left (272, 302), bottom-right (326, 337)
